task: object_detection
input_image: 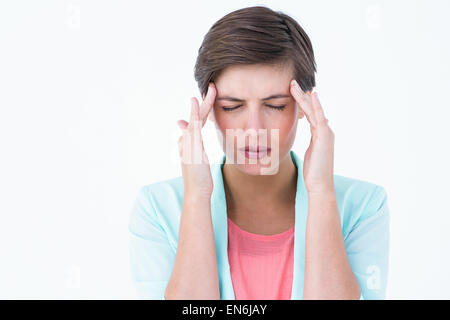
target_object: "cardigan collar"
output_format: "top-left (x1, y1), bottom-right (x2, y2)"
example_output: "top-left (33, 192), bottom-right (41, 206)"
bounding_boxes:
top-left (210, 149), bottom-right (309, 299)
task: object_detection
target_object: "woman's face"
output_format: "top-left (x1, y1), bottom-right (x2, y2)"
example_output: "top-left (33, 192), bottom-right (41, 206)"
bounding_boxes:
top-left (206, 62), bottom-right (305, 175)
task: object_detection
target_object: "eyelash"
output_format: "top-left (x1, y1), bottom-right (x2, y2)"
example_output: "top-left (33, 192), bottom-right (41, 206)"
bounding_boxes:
top-left (222, 105), bottom-right (286, 112)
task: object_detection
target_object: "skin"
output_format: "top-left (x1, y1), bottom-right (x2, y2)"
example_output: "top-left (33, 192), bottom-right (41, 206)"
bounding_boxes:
top-left (209, 62), bottom-right (303, 234)
top-left (171, 62), bottom-right (360, 299)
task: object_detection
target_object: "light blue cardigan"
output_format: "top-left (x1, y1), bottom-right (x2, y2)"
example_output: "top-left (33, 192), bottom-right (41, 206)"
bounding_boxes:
top-left (128, 149), bottom-right (390, 300)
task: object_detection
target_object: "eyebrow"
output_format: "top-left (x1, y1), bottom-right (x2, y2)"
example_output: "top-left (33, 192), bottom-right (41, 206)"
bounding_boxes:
top-left (216, 94), bottom-right (290, 102)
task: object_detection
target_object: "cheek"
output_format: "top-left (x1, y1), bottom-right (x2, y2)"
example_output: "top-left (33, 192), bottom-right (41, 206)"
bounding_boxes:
top-left (214, 113), bottom-right (233, 135)
top-left (269, 111), bottom-right (298, 151)
top-left (212, 111), bottom-right (232, 147)
top-left (272, 109), bottom-right (297, 137)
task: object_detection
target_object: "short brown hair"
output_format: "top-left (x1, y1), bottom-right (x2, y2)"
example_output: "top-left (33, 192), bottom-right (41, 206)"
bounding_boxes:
top-left (194, 5), bottom-right (316, 98)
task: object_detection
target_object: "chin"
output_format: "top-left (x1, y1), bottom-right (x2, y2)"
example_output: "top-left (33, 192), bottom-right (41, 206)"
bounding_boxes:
top-left (234, 163), bottom-right (278, 176)
top-left (224, 149), bottom-right (284, 176)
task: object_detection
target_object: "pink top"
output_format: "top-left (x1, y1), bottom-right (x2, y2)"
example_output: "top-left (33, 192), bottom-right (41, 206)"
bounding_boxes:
top-left (227, 217), bottom-right (295, 300)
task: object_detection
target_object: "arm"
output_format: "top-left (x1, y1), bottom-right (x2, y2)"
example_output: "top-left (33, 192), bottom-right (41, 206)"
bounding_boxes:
top-left (303, 190), bottom-right (361, 299)
top-left (164, 194), bottom-right (220, 299)
top-left (289, 80), bottom-right (389, 299)
top-left (289, 81), bottom-right (360, 299)
top-left (167, 83), bottom-right (220, 299)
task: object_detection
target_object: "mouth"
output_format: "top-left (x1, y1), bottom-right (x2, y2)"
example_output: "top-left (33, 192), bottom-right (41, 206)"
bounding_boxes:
top-left (238, 146), bottom-right (271, 159)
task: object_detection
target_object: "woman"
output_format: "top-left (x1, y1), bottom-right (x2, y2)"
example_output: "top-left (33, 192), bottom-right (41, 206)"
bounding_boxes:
top-left (128, 6), bottom-right (390, 300)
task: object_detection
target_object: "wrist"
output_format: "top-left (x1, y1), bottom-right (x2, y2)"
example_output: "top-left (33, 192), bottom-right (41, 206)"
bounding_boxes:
top-left (183, 191), bottom-right (212, 205)
top-left (307, 188), bottom-right (336, 201)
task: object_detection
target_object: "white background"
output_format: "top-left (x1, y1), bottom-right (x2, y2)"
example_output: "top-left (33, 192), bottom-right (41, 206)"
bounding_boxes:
top-left (0, 0), bottom-right (449, 299)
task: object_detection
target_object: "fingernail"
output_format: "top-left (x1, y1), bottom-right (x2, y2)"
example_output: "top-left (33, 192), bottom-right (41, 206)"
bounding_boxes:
top-left (292, 79), bottom-right (299, 88)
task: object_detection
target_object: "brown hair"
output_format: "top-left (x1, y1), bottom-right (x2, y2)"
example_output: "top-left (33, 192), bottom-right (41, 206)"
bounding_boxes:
top-left (194, 5), bottom-right (316, 98)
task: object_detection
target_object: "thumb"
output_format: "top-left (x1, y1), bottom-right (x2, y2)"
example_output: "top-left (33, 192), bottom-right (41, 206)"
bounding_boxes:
top-left (177, 120), bottom-right (189, 130)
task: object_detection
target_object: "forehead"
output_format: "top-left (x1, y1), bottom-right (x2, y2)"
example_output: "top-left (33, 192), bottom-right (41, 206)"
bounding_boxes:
top-left (215, 62), bottom-right (293, 97)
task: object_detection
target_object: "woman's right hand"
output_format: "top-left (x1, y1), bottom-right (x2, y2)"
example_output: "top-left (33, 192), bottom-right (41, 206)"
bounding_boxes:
top-left (177, 82), bottom-right (217, 201)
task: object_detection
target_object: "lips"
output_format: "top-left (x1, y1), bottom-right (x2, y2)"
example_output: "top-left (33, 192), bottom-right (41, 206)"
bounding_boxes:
top-left (238, 146), bottom-right (271, 152)
top-left (238, 146), bottom-right (271, 160)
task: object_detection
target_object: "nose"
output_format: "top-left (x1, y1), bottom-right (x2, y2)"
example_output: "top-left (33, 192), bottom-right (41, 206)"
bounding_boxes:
top-left (245, 104), bottom-right (266, 131)
top-left (242, 105), bottom-right (269, 146)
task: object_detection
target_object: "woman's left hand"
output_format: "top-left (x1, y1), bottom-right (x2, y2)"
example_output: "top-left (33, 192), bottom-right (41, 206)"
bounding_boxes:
top-left (290, 80), bottom-right (335, 195)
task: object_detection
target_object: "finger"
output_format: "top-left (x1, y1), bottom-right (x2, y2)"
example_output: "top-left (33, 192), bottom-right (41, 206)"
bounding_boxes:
top-left (189, 97), bottom-right (204, 146)
top-left (190, 97), bottom-right (201, 130)
top-left (199, 82), bottom-right (217, 126)
top-left (188, 97), bottom-right (201, 133)
top-left (190, 97), bottom-right (204, 164)
top-left (180, 99), bottom-right (198, 164)
top-left (189, 97), bottom-right (196, 125)
top-left (311, 92), bottom-right (329, 127)
top-left (290, 79), bottom-right (317, 127)
top-left (178, 135), bottom-right (183, 157)
top-left (177, 119), bottom-right (188, 130)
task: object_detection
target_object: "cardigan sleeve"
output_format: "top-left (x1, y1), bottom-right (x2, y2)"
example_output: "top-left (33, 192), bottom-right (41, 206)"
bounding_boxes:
top-left (128, 186), bottom-right (175, 300)
top-left (344, 186), bottom-right (390, 300)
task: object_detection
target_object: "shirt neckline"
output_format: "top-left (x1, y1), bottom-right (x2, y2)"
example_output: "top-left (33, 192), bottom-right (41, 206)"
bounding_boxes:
top-left (227, 217), bottom-right (294, 241)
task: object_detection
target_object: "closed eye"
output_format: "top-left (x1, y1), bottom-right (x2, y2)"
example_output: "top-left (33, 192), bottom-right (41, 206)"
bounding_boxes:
top-left (221, 105), bottom-right (242, 112)
top-left (221, 104), bottom-right (286, 112)
top-left (267, 104), bottom-right (286, 111)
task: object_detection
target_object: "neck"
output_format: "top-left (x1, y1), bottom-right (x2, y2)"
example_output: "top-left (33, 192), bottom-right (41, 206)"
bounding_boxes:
top-left (222, 152), bottom-right (298, 218)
